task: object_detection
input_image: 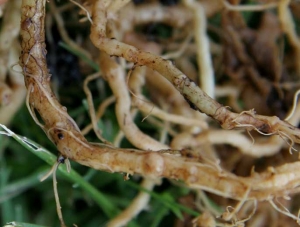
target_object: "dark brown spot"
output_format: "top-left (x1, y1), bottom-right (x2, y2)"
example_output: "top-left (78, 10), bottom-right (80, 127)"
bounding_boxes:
top-left (57, 155), bottom-right (65, 164)
top-left (21, 18), bottom-right (32, 30)
top-left (257, 123), bottom-right (271, 133)
top-left (183, 94), bottom-right (198, 111)
top-left (57, 132), bottom-right (64, 140)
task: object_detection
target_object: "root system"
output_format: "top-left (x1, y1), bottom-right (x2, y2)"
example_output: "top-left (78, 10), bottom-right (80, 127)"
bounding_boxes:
top-left (2, 0), bottom-right (300, 226)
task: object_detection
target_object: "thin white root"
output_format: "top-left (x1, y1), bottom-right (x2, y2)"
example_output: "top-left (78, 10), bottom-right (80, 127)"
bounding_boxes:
top-left (40, 162), bottom-right (57, 182)
top-left (161, 34), bottom-right (192, 60)
top-left (285, 89), bottom-right (300, 121)
top-left (220, 188), bottom-right (251, 221)
top-left (49, 0), bottom-right (92, 60)
top-left (171, 130), bottom-right (283, 157)
top-left (81, 95), bottom-right (116, 136)
top-left (183, 0), bottom-right (215, 98)
top-left (278, 0), bottom-right (300, 75)
top-left (53, 156), bottom-right (67, 227)
top-left (269, 199), bottom-right (300, 223)
top-left (223, 0), bottom-right (278, 11)
top-left (40, 155), bottom-right (68, 227)
top-left (100, 53), bottom-right (168, 150)
top-left (83, 72), bottom-right (110, 144)
top-left (107, 179), bottom-right (157, 227)
top-left (26, 84), bottom-right (45, 130)
top-left (69, 0), bottom-right (93, 24)
top-left (133, 94), bottom-right (208, 129)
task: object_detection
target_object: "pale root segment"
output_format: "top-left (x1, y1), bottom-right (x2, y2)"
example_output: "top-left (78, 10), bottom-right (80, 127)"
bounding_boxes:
top-left (90, 1), bottom-right (300, 145)
top-left (19, 0), bottom-right (300, 203)
top-left (0, 0), bottom-right (24, 111)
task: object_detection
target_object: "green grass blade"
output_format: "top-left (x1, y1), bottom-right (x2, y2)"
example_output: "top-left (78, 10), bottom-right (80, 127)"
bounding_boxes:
top-left (0, 168), bottom-right (49, 203)
top-left (150, 206), bottom-right (169, 227)
top-left (0, 163), bottom-right (13, 223)
top-left (0, 124), bottom-right (118, 218)
top-left (72, 168), bottom-right (97, 188)
top-left (3, 222), bottom-right (48, 227)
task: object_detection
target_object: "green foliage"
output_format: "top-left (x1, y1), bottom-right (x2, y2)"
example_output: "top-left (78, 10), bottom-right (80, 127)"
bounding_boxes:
top-left (4, 221), bottom-right (48, 227)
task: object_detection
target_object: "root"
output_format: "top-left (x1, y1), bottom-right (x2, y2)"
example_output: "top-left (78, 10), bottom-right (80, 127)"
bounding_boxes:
top-left (269, 199), bottom-right (300, 223)
top-left (106, 178), bottom-right (157, 227)
top-left (26, 83), bottom-right (45, 130)
top-left (69, 0), bottom-right (93, 24)
top-left (83, 72), bottom-right (109, 143)
top-left (19, 0), bottom-right (300, 201)
top-left (285, 89), bottom-right (300, 122)
top-left (81, 95), bottom-right (116, 136)
top-left (223, 0), bottom-right (278, 11)
top-left (129, 67), bottom-right (208, 129)
top-left (278, 0), bottom-right (300, 75)
top-left (18, 0), bottom-right (300, 225)
top-left (99, 52), bottom-right (168, 150)
top-left (220, 188), bottom-right (251, 222)
top-left (90, 1), bottom-right (300, 145)
top-left (40, 154), bottom-right (71, 227)
top-left (0, 0), bottom-right (21, 82)
top-left (49, 0), bottom-right (91, 61)
top-left (0, 0), bottom-right (24, 121)
top-left (53, 156), bottom-right (68, 227)
top-left (183, 0), bottom-right (215, 98)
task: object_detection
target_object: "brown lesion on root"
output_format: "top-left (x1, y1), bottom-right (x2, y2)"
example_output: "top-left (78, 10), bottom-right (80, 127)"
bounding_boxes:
top-left (183, 94), bottom-right (198, 111)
